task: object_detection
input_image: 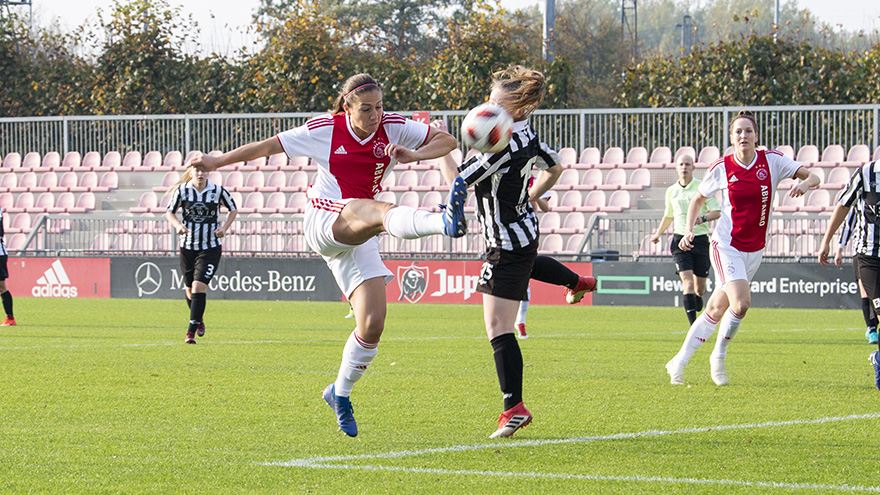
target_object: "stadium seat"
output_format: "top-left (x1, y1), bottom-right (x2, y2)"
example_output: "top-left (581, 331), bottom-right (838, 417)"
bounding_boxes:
top-left (289, 155), bottom-right (310, 170)
top-left (623, 146), bottom-right (648, 168)
top-left (577, 147), bottom-right (601, 168)
top-left (0, 192), bottom-right (12, 211)
top-left (133, 233), bottom-right (155, 253)
top-left (99, 171), bottom-right (119, 190)
top-left (395, 170), bottom-right (419, 191)
top-left (266, 171), bottom-right (286, 191)
top-left (558, 147), bottom-right (577, 168)
top-left (555, 169), bottom-right (580, 191)
top-left (240, 235), bottom-right (263, 253)
top-left (599, 169), bottom-right (626, 190)
top-left (56, 192), bottom-right (76, 212)
top-left (267, 153), bottom-right (289, 169)
top-left (58, 172), bottom-right (78, 191)
top-left (77, 151), bottom-right (100, 171)
top-left (142, 151), bottom-right (162, 170)
top-left (776, 192), bottom-right (805, 212)
top-left (154, 171), bottom-right (180, 193)
top-left (648, 146), bottom-right (672, 168)
top-left (2, 152), bottom-right (22, 170)
top-left (563, 233), bottom-right (585, 254)
top-left (77, 171), bottom-right (100, 191)
top-left (607, 190), bottom-right (631, 212)
top-left (845, 144), bottom-right (870, 166)
top-left (36, 171), bottom-right (59, 192)
top-left (241, 156), bottom-right (267, 171)
top-left (448, 148), bottom-right (464, 166)
top-left (795, 145), bottom-right (819, 165)
top-left (823, 167), bottom-right (851, 189)
top-left (792, 234), bottom-right (819, 257)
top-left (7, 233), bottom-right (27, 251)
top-left (285, 192), bottom-right (309, 213)
top-left (40, 151), bottom-right (61, 171)
top-left (208, 170), bottom-right (222, 186)
top-left (381, 171), bottom-right (395, 191)
top-left (375, 191), bottom-right (396, 204)
top-left (241, 171), bottom-right (265, 192)
top-left (399, 191), bottom-right (420, 209)
top-left (626, 168), bottom-right (651, 190)
top-left (556, 190), bottom-right (582, 213)
top-left (21, 152), bottom-right (40, 170)
top-left (599, 147), bottom-right (624, 169)
top-left (801, 189), bottom-right (831, 213)
top-left (416, 170), bottom-right (442, 191)
top-left (121, 151), bottom-right (142, 170)
top-left (240, 192), bottom-right (265, 213)
top-left (76, 192), bottom-right (96, 211)
top-left (131, 191), bottom-right (159, 213)
top-left (224, 171), bottom-right (244, 190)
top-left (162, 150), bottom-right (183, 169)
top-left (98, 151), bottom-right (121, 170)
top-left (420, 190), bottom-right (442, 211)
top-left (723, 145), bottom-right (734, 156)
top-left (558, 212), bottom-right (585, 235)
top-left (775, 145), bottom-right (794, 160)
top-left (809, 167), bottom-right (825, 187)
top-left (0, 173), bottom-right (16, 189)
top-left (545, 190), bottom-right (558, 210)
top-left (874, 146), bottom-right (880, 162)
top-left (576, 169), bottom-right (603, 191)
top-left (674, 146), bottom-right (696, 161)
top-left (539, 211), bottom-right (561, 233)
top-left (11, 171), bottom-right (37, 193)
top-left (35, 192), bottom-right (55, 213)
top-left (817, 145), bottom-right (844, 167)
top-left (9, 192), bottom-right (34, 213)
top-left (285, 171), bottom-right (309, 192)
top-left (539, 233), bottom-right (564, 254)
top-left (113, 233), bottom-right (135, 251)
top-left (765, 233), bottom-right (790, 256)
top-left (582, 190), bottom-right (606, 212)
top-left (9, 212), bottom-right (32, 233)
top-left (776, 177), bottom-right (796, 190)
top-left (697, 146), bottom-right (720, 166)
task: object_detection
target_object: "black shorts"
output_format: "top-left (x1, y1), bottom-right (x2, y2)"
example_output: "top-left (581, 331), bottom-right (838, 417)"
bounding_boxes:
top-left (476, 240), bottom-right (538, 301)
top-left (671, 234), bottom-right (711, 278)
top-left (853, 255), bottom-right (861, 282)
top-left (180, 246), bottom-right (223, 287)
top-left (856, 253), bottom-right (880, 305)
top-left (0, 255), bottom-right (8, 280)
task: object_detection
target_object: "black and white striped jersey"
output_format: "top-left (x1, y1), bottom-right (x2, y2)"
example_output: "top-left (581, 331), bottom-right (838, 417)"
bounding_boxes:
top-left (0, 206), bottom-right (6, 256)
top-left (838, 161), bottom-right (880, 257)
top-left (166, 179), bottom-right (237, 251)
top-left (458, 119), bottom-right (560, 251)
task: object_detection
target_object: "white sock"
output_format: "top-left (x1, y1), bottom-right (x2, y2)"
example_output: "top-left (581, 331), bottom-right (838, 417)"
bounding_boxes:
top-left (516, 299), bottom-right (529, 326)
top-left (675, 312), bottom-right (719, 365)
top-left (334, 329), bottom-right (379, 397)
top-left (711, 309), bottom-right (743, 359)
top-left (383, 205), bottom-right (444, 239)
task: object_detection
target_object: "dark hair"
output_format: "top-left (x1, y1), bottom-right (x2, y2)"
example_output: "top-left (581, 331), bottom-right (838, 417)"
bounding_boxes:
top-left (331, 74), bottom-right (381, 113)
top-left (730, 109), bottom-right (759, 135)
top-left (490, 65), bottom-right (546, 120)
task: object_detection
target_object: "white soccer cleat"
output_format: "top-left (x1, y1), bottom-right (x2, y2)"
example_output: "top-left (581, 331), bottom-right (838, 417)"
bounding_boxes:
top-left (710, 356), bottom-right (728, 386)
top-left (665, 358), bottom-right (685, 385)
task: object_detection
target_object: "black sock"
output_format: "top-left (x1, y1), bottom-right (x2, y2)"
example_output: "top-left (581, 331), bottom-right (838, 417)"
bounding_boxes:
top-left (683, 293), bottom-right (697, 325)
top-left (491, 333), bottom-right (523, 411)
top-left (530, 255), bottom-right (578, 289)
top-left (186, 295), bottom-right (192, 309)
top-left (862, 298), bottom-right (877, 333)
top-left (695, 294), bottom-right (704, 313)
top-left (188, 292), bottom-right (207, 333)
top-left (1, 290), bottom-right (12, 317)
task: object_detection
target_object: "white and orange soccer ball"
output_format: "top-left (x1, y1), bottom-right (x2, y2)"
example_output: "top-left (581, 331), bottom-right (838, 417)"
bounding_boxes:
top-left (460, 102), bottom-right (513, 153)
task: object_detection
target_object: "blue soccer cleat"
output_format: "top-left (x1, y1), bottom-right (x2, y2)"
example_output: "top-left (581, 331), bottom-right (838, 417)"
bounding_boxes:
top-left (323, 383), bottom-right (358, 437)
top-left (871, 351), bottom-right (880, 391)
top-left (442, 176), bottom-right (467, 238)
top-left (867, 329), bottom-right (878, 345)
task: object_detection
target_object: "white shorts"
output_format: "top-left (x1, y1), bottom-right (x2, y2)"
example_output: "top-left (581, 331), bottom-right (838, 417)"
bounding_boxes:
top-left (304, 198), bottom-right (393, 298)
top-left (710, 240), bottom-right (764, 290)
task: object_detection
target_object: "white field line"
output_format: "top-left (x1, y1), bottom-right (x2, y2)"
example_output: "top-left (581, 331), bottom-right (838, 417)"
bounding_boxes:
top-left (0, 326), bottom-right (862, 351)
top-left (265, 413), bottom-right (880, 492)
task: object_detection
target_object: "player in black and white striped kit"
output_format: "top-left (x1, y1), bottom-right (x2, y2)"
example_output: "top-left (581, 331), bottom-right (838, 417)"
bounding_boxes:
top-left (0, 205), bottom-right (16, 326)
top-left (166, 165), bottom-right (238, 344)
top-left (441, 66), bottom-right (596, 438)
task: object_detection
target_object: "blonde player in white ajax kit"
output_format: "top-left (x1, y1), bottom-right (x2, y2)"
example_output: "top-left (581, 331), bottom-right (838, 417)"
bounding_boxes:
top-left (192, 73), bottom-right (466, 437)
top-left (666, 110), bottom-right (819, 386)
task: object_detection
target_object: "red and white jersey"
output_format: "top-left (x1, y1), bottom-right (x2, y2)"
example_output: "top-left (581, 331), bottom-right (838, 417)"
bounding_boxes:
top-left (699, 149), bottom-right (804, 252)
top-left (276, 112), bottom-right (429, 200)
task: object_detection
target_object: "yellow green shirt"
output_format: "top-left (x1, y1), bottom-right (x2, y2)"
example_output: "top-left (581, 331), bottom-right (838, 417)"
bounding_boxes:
top-left (664, 179), bottom-right (719, 236)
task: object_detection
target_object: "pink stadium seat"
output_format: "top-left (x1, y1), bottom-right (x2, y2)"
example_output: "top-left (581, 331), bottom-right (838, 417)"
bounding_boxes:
top-left (555, 169), bottom-right (580, 190)
top-left (809, 167), bottom-right (825, 186)
top-left (266, 171), bottom-right (286, 191)
top-left (558, 147), bottom-right (577, 168)
top-left (286, 192), bottom-right (309, 213)
top-left (1, 173), bottom-right (16, 189)
top-left (242, 156), bottom-right (267, 171)
top-left (559, 212), bottom-right (586, 235)
top-left (10, 212), bottom-right (32, 233)
top-left (142, 151), bottom-right (162, 170)
top-left (674, 146), bottom-right (696, 161)
top-left (267, 153), bottom-right (289, 168)
top-left (264, 234), bottom-right (286, 252)
top-left (12, 172), bottom-right (37, 193)
top-left (133, 233), bottom-right (155, 252)
top-left (874, 146), bottom-right (880, 162)
top-left (56, 192), bottom-right (75, 212)
top-left (10, 192), bottom-right (34, 213)
top-left (563, 233), bottom-right (584, 254)
top-left (99, 171), bottom-right (119, 190)
top-left (776, 192), bottom-right (805, 212)
top-left (154, 171), bottom-right (180, 193)
top-left (0, 192), bottom-right (12, 211)
top-left (417, 170), bottom-right (442, 191)
top-left (545, 190), bottom-right (558, 210)
top-left (241, 192), bottom-right (265, 212)
top-left (224, 171), bottom-right (244, 190)
top-left (577, 147), bottom-right (600, 168)
top-left (286, 171), bottom-right (309, 192)
top-left (582, 190), bottom-right (606, 212)
top-left (7, 233), bottom-right (26, 251)
top-left (795, 145), bottom-right (819, 165)
top-left (648, 147), bottom-right (672, 168)
top-left (539, 233), bottom-right (564, 254)
top-left (420, 190), bottom-right (442, 211)
top-left (539, 212), bottom-right (561, 233)
top-left (241, 171), bottom-right (265, 192)
top-left (265, 192), bottom-right (286, 212)
top-left (76, 192), bottom-right (96, 211)
top-left (2, 152), bottom-right (22, 170)
top-left (37, 171), bottom-right (59, 192)
top-left (626, 168), bottom-right (651, 190)
top-left (801, 189), bottom-right (831, 212)
top-left (60, 151), bottom-right (81, 170)
top-left (121, 151), bottom-right (142, 170)
top-left (78, 171), bottom-right (99, 190)
top-left (397, 237), bottom-right (423, 252)
top-left (577, 169), bottom-right (603, 191)
top-left (381, 171), bottom-right (396, 191)
top-left (845, 144), bottom-right (870, 166)
top-left (79, 151), bottom-right (100, 171)
top-left (697, 146), bottom-right (720, 165)
top-left (621, 146), bottom-right (647, 168)
top-left (131, 191), bottom-right (158, 213)
top-left (823, 167), bottom-right (851, 189)
top-left (58, 172), bottom-right (78, 190)
top-left (723, 146), bottom-right (734, 156)
top-left (607, 190), bottom-right (631, 211)
top-left (599, 147), bottom-right (624, 169)
top-left (35, 192), bottom-right (55, 212)
top-left (399, 191), bottom-right (420, 209)
top-left (41, 151), bottom-right (61, 170)
top-left (775, 145), bottom-right (794, 160)
top-left (98, 151), bottom-right (121, 170)
top-left (289, 155), bottom-right (310, 170)
top-left (817, 145), bottom-right (844, 167)
top-left (599, 169), bottom-right (626, 190)
top-left (765, 233), bottom-right (790, 256)
top-left (556, 190), bottom-right (583, 213)
top-left (449, 148), bottom-right (464, 166)
top-left (375, 191), bottom-right (396, 204)
top-left (22, 152), bottom-right (40, 169)
top-left (163, 150), bottom-right (183, 169)
top-left (395, 170), bottom-right (419, 191)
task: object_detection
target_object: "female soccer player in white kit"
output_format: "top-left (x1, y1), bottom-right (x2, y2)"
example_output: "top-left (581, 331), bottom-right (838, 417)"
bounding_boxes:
top-left (666, 110), bottom-right (819, 386)
top-left (191, 73), bottom-right (467, 437)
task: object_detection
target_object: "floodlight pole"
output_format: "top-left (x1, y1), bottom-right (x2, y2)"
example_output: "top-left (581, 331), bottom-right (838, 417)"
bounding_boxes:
top-left (543, 0), bottom-right (556, 62)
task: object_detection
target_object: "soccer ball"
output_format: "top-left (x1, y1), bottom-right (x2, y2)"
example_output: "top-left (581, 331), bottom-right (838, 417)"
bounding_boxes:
top-left (460, 102), bottom-right (513, 153)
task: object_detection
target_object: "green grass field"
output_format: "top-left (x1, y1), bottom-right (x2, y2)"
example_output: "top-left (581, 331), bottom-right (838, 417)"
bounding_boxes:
top-left (1, 298), bottom-right (878, 494)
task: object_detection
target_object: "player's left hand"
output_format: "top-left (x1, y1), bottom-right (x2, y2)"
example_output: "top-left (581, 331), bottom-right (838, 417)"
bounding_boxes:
top-left (385, 143), bottom-right (417, 164)
top-left (430, 119), bottom-right (448, 132)
top-left (789, 181), bottom-right (810, 197)
top-left (678, 232), bottom-right (694, 251)
top-left (818, 243), bottom-right (830, 265)
top-left (214, 228), bottom-right (225, 238)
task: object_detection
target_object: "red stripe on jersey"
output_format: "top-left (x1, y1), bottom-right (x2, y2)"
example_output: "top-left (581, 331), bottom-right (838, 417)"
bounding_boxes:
top-left (707, 157), bottom-right (725, 173)
top-left (765, 149), bottom-right (782, 157)
top-left (307, 115), bottom-right (334, 130)
top-left (711, 240), bottom-right (725, 286)
top-left (311, 198), bottom-right (344, 213)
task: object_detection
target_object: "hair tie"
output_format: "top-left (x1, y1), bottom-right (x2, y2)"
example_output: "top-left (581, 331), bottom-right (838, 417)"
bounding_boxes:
top-left (343, 83), bottom-right (378, 100)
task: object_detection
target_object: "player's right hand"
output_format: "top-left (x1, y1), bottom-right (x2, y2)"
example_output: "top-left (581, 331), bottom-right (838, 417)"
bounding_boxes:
top-left (189, 151), bottom-right (216, 172)
top-left (678, 233), bottom-right (694, 251)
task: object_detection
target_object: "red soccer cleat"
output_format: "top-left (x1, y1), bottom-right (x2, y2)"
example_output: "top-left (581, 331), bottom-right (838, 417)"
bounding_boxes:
top-left (563, 275), bottom-right (597, 304)
top-left (196, 321), bottom-right (205, 337)
top-left (516, 323), bottom-right (528, 339)
top-left (1, 316), bottom-right (16, 326)
top-left (185, 332), bottom-right (196, 344)
top-left (489, 401), bottom-right (532, 438)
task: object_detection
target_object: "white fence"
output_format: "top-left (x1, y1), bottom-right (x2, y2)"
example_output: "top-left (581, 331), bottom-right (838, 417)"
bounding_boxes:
top-left (3, 105), bottom-right (879, 159)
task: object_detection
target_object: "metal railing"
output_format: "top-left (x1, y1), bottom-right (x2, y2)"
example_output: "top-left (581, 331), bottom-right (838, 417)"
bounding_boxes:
top-left (3, 105), bottom-right (878, 159)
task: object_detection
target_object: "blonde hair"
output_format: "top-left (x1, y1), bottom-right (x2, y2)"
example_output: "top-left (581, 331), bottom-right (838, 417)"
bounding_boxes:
top-left (330, 74), bottom-right (381, 114)
top-left (167, 167), bottom-right (195, 196)
top-left (490, 65), bottom-right (546, 120)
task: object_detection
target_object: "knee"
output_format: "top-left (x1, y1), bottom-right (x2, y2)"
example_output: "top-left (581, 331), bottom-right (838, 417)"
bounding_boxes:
top-left (730, 299), bottom-right (750, 317)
